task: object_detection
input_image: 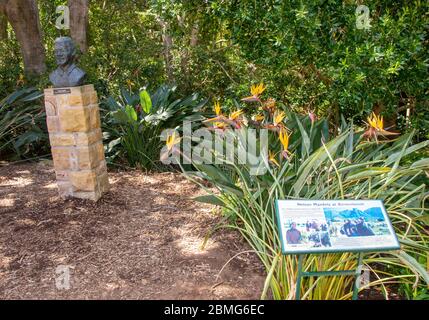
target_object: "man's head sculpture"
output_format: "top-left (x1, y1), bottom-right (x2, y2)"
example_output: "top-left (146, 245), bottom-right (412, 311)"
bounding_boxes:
top-left (49, 37), bottom-right (86, 88)
top-left (54, 37), bottom-right (76, 66)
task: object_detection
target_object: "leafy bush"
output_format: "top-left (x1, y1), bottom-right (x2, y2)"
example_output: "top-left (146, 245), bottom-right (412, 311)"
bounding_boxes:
top-left (0, 88), bottom-right (48, 160)
top-left (2, 1), bottom-right (426, 137)
top-left (171, 85), bottom-right (429, 299)
top-left (213, 0), bottom-right (429, 137)
top-left (102, 84), bottom-right (206, 170)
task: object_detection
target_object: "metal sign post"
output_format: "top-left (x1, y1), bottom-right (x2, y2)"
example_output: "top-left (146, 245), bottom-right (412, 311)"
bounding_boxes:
top-left (294, 252), bottom-right (364, 300)
top-left (275, 200), bottom-right (401, 300)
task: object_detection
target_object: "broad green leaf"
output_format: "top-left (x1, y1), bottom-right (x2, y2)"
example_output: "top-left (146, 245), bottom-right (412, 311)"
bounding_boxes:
top-left (410, 158), bottom-right (429, 169)
top-left (292, 131), bottom-right (348, 195)
top-left (385, 135), bottom-right (429, 166)
top-left (345, 167), bottom-right (391, 181)
top-left (121, 88), bottom-right (134, 106)
top-left (125, 105), bottom-right (137, 122)
top-left (194, 195), bottom-right (225, 207)
top-left (393, 250), bottom-right (429, 285)
top-left (194, 164), bottom-right (232, 184)
top-left (107, 137), bottom-right (121, 152)
top-left (140, 89), bottom-right (152, 114)
top-left (295, 114), bottom-right (311, 158)
top-left (218, 183), bottom-right (244, 197)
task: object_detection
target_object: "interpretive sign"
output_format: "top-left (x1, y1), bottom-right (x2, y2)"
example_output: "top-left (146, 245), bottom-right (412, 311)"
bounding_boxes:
top-left (276, 200), bottom-right (400, 254)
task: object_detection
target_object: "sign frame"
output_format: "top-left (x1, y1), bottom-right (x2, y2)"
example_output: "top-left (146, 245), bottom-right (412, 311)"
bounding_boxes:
top-left (275, 199), bottom-right (400, 255)
top-left (275, 199), bottom-right (400, 300)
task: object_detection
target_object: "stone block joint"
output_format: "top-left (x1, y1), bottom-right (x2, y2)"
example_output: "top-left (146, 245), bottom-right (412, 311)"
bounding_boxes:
top-left (44, 84), bottom-right (109, 201)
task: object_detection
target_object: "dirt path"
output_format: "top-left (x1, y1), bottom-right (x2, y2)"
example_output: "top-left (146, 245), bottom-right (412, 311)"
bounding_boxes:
top-left (0, 162), bottom-right (264, 299)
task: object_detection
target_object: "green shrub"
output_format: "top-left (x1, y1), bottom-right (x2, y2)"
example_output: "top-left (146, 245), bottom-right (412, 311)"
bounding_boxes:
top-left (214, 0), bottom-right (429, 137)
top-left (102, 84), bottom-right (207, 170)
top-left (0, 87), bottom-right (48, 160)
top-left (173, 88), bottom-right (429, 299)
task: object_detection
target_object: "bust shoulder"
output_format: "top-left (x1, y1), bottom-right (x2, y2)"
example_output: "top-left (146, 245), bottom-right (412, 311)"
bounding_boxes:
top-left (69, 65), bottom-right (85, 77)
top-left (49, 68), bottom-right (61, 83)
top-left (69, 66), bottom-right (86, 84)
top-left (50, 64), bottom-right (86, 88)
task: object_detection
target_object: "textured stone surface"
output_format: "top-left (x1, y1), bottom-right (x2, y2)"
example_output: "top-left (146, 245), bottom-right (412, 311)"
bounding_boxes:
top-left (69, 171), bottom-right (97, 191)
top-left (51, 147), bottom-right (72, 170)
top-left (49, 133), bottom-right (75, 147)
top-left (46, 116), bottom-right (60, 133)
top-left (59, 107), bottom-right (91, 132)
top-left (44, 85), bottom-right (109, 201)
top-left (75, 129), bottom-right (102, 145)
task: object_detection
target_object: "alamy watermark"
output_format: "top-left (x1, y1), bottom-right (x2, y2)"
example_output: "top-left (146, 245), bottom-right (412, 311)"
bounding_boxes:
top-left (356, 5), bottom-right (371, 30)
top-left (56, 5), bottom-right (70, 30)
top-left (360, 267), bottom-right (370, 288)
top-left (55, 264), bottom-right (72, 290)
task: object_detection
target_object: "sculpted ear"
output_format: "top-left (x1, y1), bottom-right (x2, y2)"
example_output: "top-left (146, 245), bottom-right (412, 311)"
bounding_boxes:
top-left (71, 45), bottom-right (77, 60)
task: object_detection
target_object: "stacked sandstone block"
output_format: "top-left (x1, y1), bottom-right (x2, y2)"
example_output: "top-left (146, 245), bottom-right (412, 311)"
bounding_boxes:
top-left (44, 84), bottom-right (109, 201)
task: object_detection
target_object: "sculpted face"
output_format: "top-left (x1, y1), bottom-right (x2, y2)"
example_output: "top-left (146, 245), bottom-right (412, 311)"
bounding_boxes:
top-left (49, 37), bottom-right (86, 88)
top-left (54, 40), bottom-right (73, 67)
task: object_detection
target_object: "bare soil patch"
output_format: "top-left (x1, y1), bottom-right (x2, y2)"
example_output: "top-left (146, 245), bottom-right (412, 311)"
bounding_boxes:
top-left (0, 162), bottom-right (265, 299)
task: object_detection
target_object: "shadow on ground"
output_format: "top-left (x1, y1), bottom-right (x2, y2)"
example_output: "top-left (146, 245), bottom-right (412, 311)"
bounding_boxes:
top-left (0, 162), bottom-right (265, 299)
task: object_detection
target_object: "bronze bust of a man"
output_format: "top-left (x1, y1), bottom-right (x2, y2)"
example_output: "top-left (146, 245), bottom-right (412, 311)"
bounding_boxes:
top-left (49, 37), bottom-right (86, 88)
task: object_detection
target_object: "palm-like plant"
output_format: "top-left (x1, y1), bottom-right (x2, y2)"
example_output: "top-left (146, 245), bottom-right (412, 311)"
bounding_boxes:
top-left (102, 84), bottom-right (207, 170)
top-left (0, 88), bottom-right (47, 160)
top-left (173, 85), bottom-right (429, 299)
top-left (186, 127), bottom-right (428, 299)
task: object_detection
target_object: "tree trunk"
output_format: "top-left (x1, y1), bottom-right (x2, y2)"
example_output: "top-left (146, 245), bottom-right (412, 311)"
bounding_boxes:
top-left (158, 18), bottom-right (174, 83)
top-left (163, 33), bottom-right (174, 83)
top-left (179, 19), bottom-right (199, 91)
top-left (68, 0), bottom-right (89, 53)
top-left (1, 0), bottom-right (46, 75)
top-left (0, 12), bottom-right (7, 40)
top-left (190, 23), bottom-right (199, 47)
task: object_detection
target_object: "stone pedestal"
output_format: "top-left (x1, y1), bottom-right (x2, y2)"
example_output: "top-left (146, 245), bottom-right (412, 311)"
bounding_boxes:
top-left (44, 84), bottom-right (109, 201)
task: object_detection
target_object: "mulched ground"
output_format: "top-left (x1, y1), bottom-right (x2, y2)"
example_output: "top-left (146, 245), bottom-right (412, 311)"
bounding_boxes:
top-left (0, 162), bottom-right (265, 299)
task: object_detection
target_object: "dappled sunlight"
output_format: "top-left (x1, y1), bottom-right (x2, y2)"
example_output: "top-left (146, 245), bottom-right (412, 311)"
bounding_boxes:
top-left (43, 183), bottom-right (57, 189)
top-left (0, 163), bottom-right (263, 299)
top-left (15, 218), bottom-right (37, 226)
top-left (0, 0), bottom-right (426, 303)
top-left (0, 254), bottom-right (13, 270)
top-left (0, 197), bottom-right (15, 207)
top-left (15, 170), bottom-right (31, 175)
top-left (173, 233), bottom-right (220, 256)
top-left (0, 176), bottom-right (34, 187)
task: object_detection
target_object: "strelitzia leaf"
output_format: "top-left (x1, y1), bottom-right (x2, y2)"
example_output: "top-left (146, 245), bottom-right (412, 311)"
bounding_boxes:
top-left (410, 158), bottom-right (429, 169)
top-left (292, 131), bottom-right (349, 195)
top-left (261, 252), bottom-right (280, 300)
top-left (121, 88), bottom-right (135, 106)
top-left (125, 105), bottom-right (137, 122)
top-left (218, 183), bottom-right (244, 197)
top-left (140, 89), bottom-right (152, 114)
top-left (295, 114), bottom-right (311, 158)
top-left (194, 164), bottom-right (232, 184)
top-left (393, 250), bottom-right (429, 285)
top-left (194, 195), bottom-right (225, 207)
top-left (345, 167), bottom-right (391, 182)
top-left (385, 134), bottom-right (429, 166)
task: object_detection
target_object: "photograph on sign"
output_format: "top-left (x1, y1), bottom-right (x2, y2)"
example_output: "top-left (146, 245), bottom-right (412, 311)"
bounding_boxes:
top-left (276, 200), bottom-right (400, 254)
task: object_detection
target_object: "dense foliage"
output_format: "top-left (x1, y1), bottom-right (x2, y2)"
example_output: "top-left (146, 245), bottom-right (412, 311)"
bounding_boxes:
top-left (0, 1), bottom-right (427, 300)
top-left (0, 88), bottom-right (48, 160)
top-left (216, 0), bottom-right (429, 137)
top-left (102, 85), bottom-right (206, 170)
top-left (171, 87), bottom-right (429, 299)
top-left (1, 1), bottom-right (426, 140)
